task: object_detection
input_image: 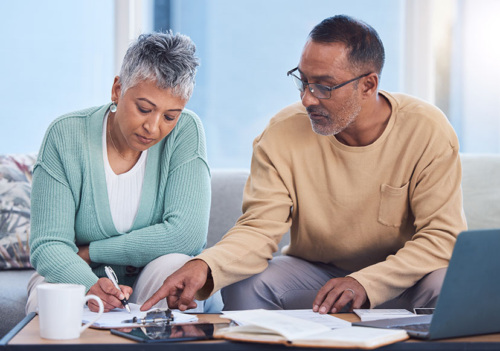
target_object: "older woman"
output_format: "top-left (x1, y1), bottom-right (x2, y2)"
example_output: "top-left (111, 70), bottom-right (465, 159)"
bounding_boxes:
top-left (26, 32), bottom-right (222, 313)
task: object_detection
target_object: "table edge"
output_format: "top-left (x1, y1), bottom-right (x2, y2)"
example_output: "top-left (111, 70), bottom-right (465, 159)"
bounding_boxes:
top-left (0, 313), bottom-right (36, 346)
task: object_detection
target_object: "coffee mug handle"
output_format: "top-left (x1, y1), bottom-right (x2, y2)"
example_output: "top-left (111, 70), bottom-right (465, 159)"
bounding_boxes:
top-left (80, 295), bottom-right (104, 333)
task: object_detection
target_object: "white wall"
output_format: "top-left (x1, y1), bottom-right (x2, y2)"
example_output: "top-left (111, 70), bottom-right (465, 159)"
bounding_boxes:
top-left (460, 0), bottom-right (500, 152)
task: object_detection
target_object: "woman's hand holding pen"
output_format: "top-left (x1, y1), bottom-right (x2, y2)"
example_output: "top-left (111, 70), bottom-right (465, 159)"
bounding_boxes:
top-left (76, 246), bottom-right (133, 313)
top-left (87, 277), bottom-right (133, 312)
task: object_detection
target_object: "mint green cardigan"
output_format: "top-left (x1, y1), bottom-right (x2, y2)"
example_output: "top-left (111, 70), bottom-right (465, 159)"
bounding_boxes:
top-left (30, 103), bottom-right (211, 291)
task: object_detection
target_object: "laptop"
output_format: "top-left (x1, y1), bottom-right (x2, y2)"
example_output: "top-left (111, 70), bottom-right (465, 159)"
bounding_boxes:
top-left (353, 228), bottom-right (500, 339)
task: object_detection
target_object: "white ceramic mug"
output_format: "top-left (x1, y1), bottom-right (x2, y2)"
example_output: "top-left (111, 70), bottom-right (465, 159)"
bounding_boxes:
top-left (37, 283), bottom-right (104, 340)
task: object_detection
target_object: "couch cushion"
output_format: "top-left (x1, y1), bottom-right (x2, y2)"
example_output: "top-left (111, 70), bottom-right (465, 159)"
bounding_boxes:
top-left (0, 269), bottom-right (34, 338)
top-left (461, 153), bottom-right (500, 230)
top-left (0, 154), bottom-right (36, 270)
top-left (208, 169), bottom-right (290, 253)
top-left (208, 169), bottom-right (249, 248)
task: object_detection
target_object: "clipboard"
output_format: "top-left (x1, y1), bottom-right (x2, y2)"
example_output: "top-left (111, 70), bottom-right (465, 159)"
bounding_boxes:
top-left (120, 308), bottom-right (174, 325)
top-left (82, 304), bottom-right (197, 329)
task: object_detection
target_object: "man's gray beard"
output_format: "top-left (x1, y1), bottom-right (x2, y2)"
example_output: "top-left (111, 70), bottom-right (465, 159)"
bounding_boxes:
top-left (307, 93), bottom-right (361, 136)
top-left (310, 108), bottom-right (359, 136)
top-left (310, 119), bottom-right (340, 136)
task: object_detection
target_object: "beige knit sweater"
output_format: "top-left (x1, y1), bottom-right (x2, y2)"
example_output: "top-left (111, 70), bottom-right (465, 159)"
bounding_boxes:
top-left (198, 91), bottom-right (467, 307)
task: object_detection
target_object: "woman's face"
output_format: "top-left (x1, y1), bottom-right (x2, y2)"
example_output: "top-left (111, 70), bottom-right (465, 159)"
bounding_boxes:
top-left (110, 77), bottom-right (188, 152)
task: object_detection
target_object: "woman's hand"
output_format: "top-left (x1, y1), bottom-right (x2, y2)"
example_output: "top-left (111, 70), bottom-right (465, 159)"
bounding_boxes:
top-left (87, 277), bottom-right (133, 312)
top-left (77, 245), bottom-right (91, 265)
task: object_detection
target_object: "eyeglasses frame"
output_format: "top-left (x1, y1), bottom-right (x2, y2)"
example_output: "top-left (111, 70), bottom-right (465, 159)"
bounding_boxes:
top-left (286, 67), bottom-right (371, 99)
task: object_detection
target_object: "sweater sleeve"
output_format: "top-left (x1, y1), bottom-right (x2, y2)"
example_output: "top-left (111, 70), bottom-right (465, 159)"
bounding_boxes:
top-left (349, 145), bottom-right (467, 307)
top-left (30, 159), bottom-right (99, 292)
top-left (88, 156), bottom-right (211, 266)
top-left (196, 137), bottom-right (293, 299)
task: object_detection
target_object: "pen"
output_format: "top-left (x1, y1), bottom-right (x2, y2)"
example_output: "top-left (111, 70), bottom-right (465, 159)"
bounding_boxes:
top-left (104, 266), bottom-right (131, 313)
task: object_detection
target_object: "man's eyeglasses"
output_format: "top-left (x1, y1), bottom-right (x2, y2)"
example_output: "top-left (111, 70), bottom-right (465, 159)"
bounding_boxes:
top-left (287, 67), bottom-right (370, 99)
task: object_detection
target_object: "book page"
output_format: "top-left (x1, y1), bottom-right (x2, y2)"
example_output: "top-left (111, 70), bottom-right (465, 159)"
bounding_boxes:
top-left (219, 310), bottom-right (409, 348)
top-left (275, 309), bottom-right (351, 329)
top-left (223, 309), bottom-right (332, 340)
top-left (293, 326), bottom-right (408, 348)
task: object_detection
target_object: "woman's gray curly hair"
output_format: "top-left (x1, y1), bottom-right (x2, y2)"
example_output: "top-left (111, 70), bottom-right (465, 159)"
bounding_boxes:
top-left (119, 31), bottom-right (199, 100)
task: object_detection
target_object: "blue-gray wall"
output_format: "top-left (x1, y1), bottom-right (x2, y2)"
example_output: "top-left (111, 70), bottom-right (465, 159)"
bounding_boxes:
top-left (171, 0), bottom-right (404, 167)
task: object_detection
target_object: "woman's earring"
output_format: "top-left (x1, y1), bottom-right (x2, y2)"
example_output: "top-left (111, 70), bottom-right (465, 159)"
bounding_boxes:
top-left (110, 101), bottom-right (117, 113)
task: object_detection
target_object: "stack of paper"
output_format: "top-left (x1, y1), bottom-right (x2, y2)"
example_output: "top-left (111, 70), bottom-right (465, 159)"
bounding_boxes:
top-left (82, 303), bottom-right (197, 329)
top-left (354, 309), bottom-right (416, 321)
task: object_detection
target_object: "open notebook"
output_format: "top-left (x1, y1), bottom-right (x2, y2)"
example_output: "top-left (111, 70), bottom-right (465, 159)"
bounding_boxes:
top-left (354, 229), bottom-right (500, 339)
top-left (216, 309), bottom-right (408, 349)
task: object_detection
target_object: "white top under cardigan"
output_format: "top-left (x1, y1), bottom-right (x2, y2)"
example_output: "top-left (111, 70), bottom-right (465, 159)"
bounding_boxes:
top-left (102, 113), bottom-right (147, 233)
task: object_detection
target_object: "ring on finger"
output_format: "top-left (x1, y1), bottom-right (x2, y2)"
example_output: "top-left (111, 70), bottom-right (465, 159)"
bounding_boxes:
top-left (345, 288), bottom-right (355, 297)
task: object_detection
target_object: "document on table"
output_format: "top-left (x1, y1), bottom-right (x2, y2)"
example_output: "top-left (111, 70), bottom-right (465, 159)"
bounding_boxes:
top-left (353, 309), bottom-right (415, 321)
top-left (225, 309), bottom-right (351, 329)
top-left (82, 303), bottom-right (197, 329)
top-left (276, 309), bottom-right (351, 329)
top-left (218, 309), bottom-right (408, 348)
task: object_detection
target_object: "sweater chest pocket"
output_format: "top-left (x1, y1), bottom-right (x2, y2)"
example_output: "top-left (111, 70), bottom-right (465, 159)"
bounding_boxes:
top-left (378, 182), bottom-right (409, 227)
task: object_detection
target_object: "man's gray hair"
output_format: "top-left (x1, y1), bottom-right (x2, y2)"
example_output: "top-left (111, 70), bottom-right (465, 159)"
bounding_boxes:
top-left (119, 31), bottom-right (199, 100)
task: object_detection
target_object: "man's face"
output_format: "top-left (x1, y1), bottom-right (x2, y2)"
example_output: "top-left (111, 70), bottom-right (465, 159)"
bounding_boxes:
top-left (297, 40), bottom-right (362, 136)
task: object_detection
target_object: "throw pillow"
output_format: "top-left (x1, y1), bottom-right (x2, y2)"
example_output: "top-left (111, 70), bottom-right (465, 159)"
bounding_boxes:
top-left (0, 154), bottom-right (36, 269)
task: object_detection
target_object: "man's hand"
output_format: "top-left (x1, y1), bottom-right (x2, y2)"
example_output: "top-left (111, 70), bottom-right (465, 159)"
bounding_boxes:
top-left (87, 277), bottom-right (133, 312)
top-left (141, 259), bottom-right (209, 311)
top-left (312, 276), bottom-right (368, 314)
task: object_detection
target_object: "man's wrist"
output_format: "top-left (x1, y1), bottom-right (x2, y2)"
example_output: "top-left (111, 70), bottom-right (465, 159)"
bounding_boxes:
top-left (189, 258), bottom-right (211, 279)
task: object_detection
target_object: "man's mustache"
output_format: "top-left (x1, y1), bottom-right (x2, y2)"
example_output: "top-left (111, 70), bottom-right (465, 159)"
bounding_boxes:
top-left (306, 107), bottom-right (329, 117)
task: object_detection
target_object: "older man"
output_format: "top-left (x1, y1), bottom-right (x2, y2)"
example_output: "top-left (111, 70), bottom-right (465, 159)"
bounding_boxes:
top-left (142, 15), bottom-right (466, 314)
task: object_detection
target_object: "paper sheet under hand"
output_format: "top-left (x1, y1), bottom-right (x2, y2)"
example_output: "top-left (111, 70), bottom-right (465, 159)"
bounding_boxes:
top-left (82, 303), bottom-right (197, 329)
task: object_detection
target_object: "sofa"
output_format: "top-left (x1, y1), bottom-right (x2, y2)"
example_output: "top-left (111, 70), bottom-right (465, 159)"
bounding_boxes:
top-left (1, 153), bottom-right (499, 338)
